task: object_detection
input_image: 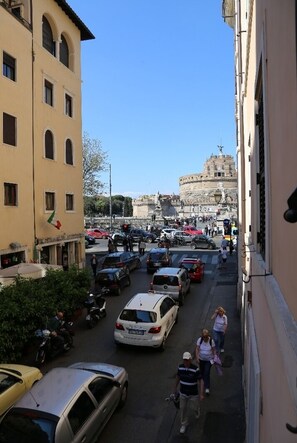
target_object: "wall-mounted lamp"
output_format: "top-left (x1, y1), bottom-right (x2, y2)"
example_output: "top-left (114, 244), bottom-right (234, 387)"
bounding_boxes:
top-left (284, 188), bottom-right (297, 223)
top-left (242, 267), bottom-right (272, 284)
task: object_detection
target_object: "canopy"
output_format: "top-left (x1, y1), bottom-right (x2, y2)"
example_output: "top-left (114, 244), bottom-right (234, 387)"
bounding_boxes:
top-left (0, 263), bottom-right (62, 283)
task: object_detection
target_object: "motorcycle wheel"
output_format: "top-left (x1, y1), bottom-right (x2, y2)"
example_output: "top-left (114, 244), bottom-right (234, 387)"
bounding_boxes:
top-left (36, 349), bottom-right (46, 366)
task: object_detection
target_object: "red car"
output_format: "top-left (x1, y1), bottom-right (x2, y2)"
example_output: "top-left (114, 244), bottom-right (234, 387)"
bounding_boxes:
top-left (182, 226), bottom-right (203, 236)
top-left (179, 257), bottom-right (205, 282)
top-left (86, 228), bottom-right (109, 239)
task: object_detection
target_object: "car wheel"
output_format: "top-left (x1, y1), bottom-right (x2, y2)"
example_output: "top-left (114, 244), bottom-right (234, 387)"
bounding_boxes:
top-left (118, 383), bottom-right (128, 408)
top-left (159, 335), bottom-right (166, 351)
top-left (116, 287), bottom-right (121, 296)
top-left (126, 277), bottom-right (131, 287)
top-left (191, 243), bottom-right (196, 250)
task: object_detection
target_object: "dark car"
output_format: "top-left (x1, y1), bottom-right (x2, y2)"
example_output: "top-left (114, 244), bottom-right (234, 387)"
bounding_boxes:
top-left (146, 248), bottom-right (172, 273)
top-left (85, 234), bottom-right (96, 247)
top-left (129, 229), bottom-right (157, 243)
top-left (95, 268), bottom-right (131, 296)
top-left (112, 232), bottom-right (127, 246)
top-left (101, 252), bottom-right (141, 272)
top-left (190, 235), bottom-right (217, 250)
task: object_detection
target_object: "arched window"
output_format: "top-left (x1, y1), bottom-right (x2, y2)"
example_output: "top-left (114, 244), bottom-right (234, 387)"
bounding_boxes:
top-left (60, 35), bottom-right (69, 67)
top-left (42, 16), bottom-right (55, 56)
top-left (65, 139), bottom-right (73, 165)
top-left (45, 130), bottom-right (54, 159)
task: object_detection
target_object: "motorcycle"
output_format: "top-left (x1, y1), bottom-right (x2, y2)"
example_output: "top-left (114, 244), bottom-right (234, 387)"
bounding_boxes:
top-left (35, 320), bottom-right (74, 366)
top-left (84, 289), bottom-right (107, 329)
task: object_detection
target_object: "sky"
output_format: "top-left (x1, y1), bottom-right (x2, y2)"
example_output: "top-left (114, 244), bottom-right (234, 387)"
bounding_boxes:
top-left (67, 0), bottom-right (235, 198)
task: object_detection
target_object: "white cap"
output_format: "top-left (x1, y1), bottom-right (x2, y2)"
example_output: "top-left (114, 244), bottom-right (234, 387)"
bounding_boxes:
top-left (183, 352), bottom-right (192, 360)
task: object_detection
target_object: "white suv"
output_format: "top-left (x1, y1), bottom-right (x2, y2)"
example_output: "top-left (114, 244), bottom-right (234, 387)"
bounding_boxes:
top-left (114, 292), bottom-right (179, 350)
top-left (150, 267), bottom-right (191, 305)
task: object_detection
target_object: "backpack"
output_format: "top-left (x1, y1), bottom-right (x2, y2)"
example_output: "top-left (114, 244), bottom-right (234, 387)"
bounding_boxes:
top-left (198, 336), bottom-right (215, 347)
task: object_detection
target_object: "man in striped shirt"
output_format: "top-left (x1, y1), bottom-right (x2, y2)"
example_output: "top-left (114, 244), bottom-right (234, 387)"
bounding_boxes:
top-left (174, 351), bottom-right (203, 434)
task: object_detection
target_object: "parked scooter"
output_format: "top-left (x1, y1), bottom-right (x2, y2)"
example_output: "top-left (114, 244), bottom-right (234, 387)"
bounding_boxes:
top-left (84, 290), bottom-right (107, 329)
top-left (35, 320), bottom-right (74, 366)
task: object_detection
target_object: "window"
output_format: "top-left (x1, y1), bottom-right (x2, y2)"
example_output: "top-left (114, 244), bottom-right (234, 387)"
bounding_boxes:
top-left (3, 113), bottom-right (16, 146)
top-left (3, 52), bottom-right (16, 81)
top-left (89, 378), bottom-right (114, 404)
top-left (42, 16), bottom-right (55, 56)
top-left (60, 35), bottom-right (69, 67)
top-left (45, 192), bottom-right (55, 210)
top-left (65, 94), bottom-right (72, 117)
top-left (65, 139), bottom-right (73, 164)
top-left (4, 183), bottom-right (17, 206)
top-left (44, 79), bottom-right (53, 106)
top-left (66, 193), bottom-right (74, 211)
top-left (68, 392), bottom-right (95, 435)
top-left (45, 130), bottom-right (54, 159)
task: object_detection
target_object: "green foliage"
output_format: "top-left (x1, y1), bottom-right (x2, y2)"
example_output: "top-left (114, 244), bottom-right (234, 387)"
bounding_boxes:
top-left (83, 132), bottom-right (108, 196)
top-left (84, 195), bottom-right (133, 217)
top-left (0, 267), bottom-right (91, 362)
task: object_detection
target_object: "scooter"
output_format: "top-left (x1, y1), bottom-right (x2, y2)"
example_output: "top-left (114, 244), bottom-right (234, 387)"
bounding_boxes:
top-left (84, 290), bottom-right (107, 329)
top-left (35, 320), bottom-right (74, 366)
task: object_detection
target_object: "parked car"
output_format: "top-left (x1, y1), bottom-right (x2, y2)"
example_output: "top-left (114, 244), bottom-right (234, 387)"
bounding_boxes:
top-left (86, 228), bottom-right (109, 239)
top-left (0, 362), bottom-right (128, 443)
top-left (114, 292), bottom-right (179, 350)
top-left (179, 257), bottom-right (205, 282)
top-left (160, 228), bottom-right (178, 238)
top-left (101, 252), bottom-right (141, 272)
top-left (95, 268), bottom-right (131, 296)
top-left (85, 234), bottom-right (96, 247)
top-left (128, 229), bottom-right (157, 243)
top-left (146, 248), bottom-right (172, 273)
top-left (190, 235), bottom-right (217, 250)
top-left (182, 225), bottom-right (203, 235)
top-left (0, 364), bottom-right (43, 416)
top-left (172, 230), bottom-right (193, 244)
top-left (150, 267), bottom-right (191, 306)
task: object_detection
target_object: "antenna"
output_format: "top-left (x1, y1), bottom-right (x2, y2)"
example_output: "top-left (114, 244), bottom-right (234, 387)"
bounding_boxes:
top-left (28, 390), bottom-right (40, 408)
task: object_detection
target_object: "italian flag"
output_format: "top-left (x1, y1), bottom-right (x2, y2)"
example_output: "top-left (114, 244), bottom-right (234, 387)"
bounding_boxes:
top-left (47, 210), bottom-right (62, 230)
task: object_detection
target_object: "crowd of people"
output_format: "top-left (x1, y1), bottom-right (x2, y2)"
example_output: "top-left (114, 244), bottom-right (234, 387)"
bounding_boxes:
top-left (173, 306), bottom-right (228, 435)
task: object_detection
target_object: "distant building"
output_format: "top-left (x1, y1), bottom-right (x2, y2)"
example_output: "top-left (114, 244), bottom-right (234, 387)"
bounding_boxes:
top-left (132, 149), bottom-right (238, 220)
top-left (0, 0), bottom-right (94, 268)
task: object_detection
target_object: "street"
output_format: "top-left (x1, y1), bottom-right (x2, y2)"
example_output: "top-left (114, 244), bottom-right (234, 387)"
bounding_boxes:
top-left (42, 242), bottom-right (245, 443)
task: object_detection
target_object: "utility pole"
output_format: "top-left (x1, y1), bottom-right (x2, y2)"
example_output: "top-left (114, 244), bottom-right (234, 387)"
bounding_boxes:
top-left (109, 164), bottom-right (112, 231)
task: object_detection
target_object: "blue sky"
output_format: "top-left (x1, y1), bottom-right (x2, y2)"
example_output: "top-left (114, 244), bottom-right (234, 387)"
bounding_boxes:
top-left (67, 0), bottom-right (235, 198)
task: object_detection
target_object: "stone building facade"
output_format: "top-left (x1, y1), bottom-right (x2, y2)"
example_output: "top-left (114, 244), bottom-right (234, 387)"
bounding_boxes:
top-left (132, 151), bottom-right (237, 220)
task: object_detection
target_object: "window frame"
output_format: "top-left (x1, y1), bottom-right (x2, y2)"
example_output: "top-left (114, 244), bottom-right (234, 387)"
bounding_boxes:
top-left (4, 182), bottom-right (18, 206)
top-left (44, 79), bottom-right (54, 106)
top-left (44, 129), bottom-right (54, 160)
top-left (66, 193), bottom-right (74, 211)
top-left (60, 34), bottom-right (69, 68)
top-left (42, 16), bottom-right (56, 56)
top-left (3, 51), bottom-right (16, 81)
top-left (65, 138), bottom-right (73, 165)
top-left (45, 191), bottom-right (55, 211)
top-left (65, 93), bottom-right (73, 117)
top-left (3, 112), bottom-right (16, 146)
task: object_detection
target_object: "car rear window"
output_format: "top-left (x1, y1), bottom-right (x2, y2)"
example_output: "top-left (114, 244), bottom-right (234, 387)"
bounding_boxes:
top-left (181, 262), bottom-right (195, 271)
top-left (149, 252), bottom-right (165, 260)
top-left (96, 273), bottom-right (115, 282)
top-left (153, 275), bottom-right (179, 286)
top-left (119, 309), bottom-right (157, 323)
top-left (0, 409), bottom-right (57, 443)
top-left (103, 256), bottom-right (120, 266)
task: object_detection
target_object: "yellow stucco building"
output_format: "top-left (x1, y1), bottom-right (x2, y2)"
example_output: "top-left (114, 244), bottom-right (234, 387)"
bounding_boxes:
top-left (0, 0), bottom-right (94, 268)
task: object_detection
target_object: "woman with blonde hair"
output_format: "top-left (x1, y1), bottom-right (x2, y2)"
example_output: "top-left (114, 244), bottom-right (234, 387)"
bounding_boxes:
top-left (211, 306), bottom-right (228, 354)
top-left (195, 329), bottom-right (216, 396)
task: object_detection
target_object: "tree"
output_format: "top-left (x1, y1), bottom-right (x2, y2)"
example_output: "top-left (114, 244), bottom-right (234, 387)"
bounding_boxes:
top-left (82, 132), bottom-right (108, 196)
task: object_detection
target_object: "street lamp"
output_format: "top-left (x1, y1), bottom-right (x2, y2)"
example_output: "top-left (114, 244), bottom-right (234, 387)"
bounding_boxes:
top-left (214, 189), bottom-right (222, 204)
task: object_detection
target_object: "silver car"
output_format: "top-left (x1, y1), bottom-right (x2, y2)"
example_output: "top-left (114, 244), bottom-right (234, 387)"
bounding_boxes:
top-left (0, 362), bottom-right (128, 443)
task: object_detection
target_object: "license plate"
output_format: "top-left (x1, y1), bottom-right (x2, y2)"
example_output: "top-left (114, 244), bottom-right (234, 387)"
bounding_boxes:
top-left (154, 263), bottom-right (161, 266)
top-left (128, 329), bottom-right (144, 335)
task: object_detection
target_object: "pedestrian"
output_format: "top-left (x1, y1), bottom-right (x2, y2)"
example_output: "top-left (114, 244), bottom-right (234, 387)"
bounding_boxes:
top-left (123, 235), bottom-right (128, 252)
top-left (229, 238), bottom-right (234, 255)
top-left (211, 307), bottom-right (228, 354)
top-left (221, 236), bottom-right (228, 250)
top-left (90, 254), bottom-right (98, 277)
top-left (138, 237), bottom-right (146, 256)
top-left (221, 249), bottom-right (228, 268)
top-left (217, 249), bottom-right (223, 269)
top-left (174, 351), bottom-right (203, 435)
top-left (195, 329), bottom-right (216, 396)
top-left (107, 237), bottom-right (115, 253)
top-left (128, 234), bottom-right (133, 252)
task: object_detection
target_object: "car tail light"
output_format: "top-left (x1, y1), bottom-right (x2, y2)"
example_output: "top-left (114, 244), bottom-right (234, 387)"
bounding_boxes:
top-left (149, 326), bottom-right (162, 334)
top-left (115, 322), bottom-right (125, 330)
top-left (150, 282), bottom-right (153, 289)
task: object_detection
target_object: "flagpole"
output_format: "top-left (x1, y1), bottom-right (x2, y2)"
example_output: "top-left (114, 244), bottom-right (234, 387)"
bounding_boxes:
top-left (109, 164), bottom-right (112, 231)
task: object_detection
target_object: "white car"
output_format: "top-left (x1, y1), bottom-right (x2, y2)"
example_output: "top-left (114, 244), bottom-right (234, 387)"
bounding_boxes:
top-left (172, 230), bottom-right (193, 243)
top-left (114, 292), bottom-right (179, 350)
top-left (160, 228), bottom-right (177, 238)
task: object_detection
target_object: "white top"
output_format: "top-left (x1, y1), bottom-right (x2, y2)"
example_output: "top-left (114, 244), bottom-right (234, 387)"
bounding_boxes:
top-left (197, 337), bottom-right (215, 361)
top-left (213, 314), bottom-right (228, 332)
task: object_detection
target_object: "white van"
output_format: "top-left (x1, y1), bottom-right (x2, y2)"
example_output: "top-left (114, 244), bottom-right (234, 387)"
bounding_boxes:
top-left (150, 267), bottom-right (191, 305)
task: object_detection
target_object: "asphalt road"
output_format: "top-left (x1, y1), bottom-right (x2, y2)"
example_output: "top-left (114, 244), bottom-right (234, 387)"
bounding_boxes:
top-left (42, 244), bottom-right (223, 443)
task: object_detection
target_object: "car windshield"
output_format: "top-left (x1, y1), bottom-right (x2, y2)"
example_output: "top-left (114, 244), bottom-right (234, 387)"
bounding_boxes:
top-left (149, 253), bottom-right (165, 260)
top-left (181, 262), bottom-right (195, 271)
top-left (0, 410), bottom-right (56, 443)
top-left (153, 275), bottom-right (179, 286)
top-left (119, 309), bottom-right (157, 323)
